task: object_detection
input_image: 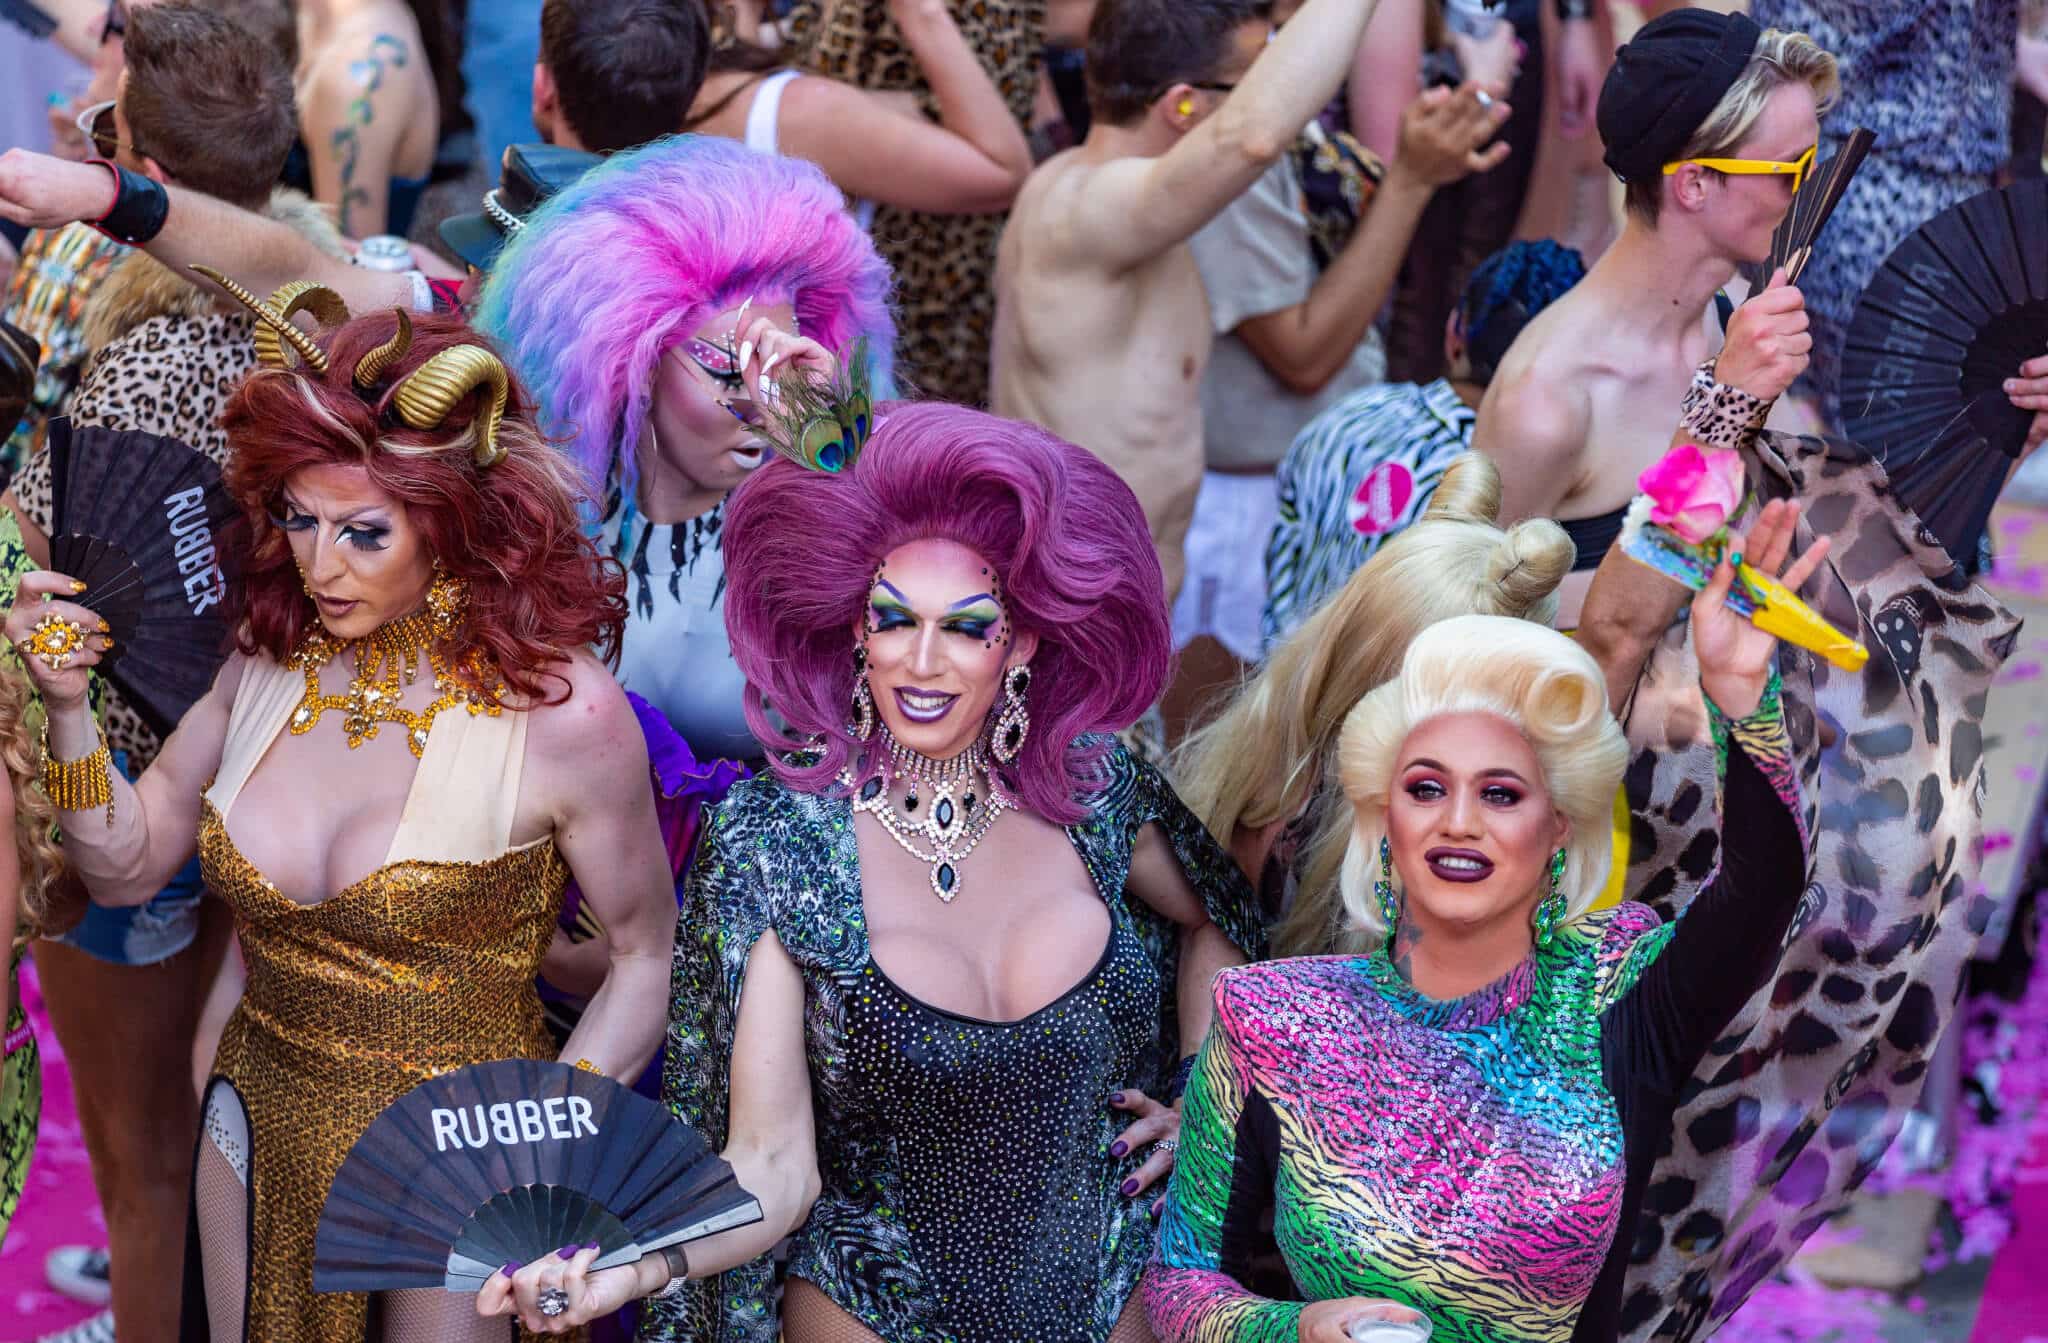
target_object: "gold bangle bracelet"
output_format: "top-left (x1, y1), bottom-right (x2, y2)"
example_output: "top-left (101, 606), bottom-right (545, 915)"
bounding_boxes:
top-left (40, 722), bottom-right (114, 827)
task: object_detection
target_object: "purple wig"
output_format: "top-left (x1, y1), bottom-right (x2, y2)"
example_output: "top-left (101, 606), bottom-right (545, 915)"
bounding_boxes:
top-left (473, 134), bottom-right (896, 507)
top-left (723, 403), bottom-right (1171, 825)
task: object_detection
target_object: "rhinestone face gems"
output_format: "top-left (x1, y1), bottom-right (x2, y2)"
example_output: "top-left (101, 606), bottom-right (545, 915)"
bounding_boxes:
top-left (844, 728), bottom-right (1011, 902)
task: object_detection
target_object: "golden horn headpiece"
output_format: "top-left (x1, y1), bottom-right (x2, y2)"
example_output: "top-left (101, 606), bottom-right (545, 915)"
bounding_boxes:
top-left (354, 308), bottom-right (414, 389)
top-left (189, 265), bottom-right (344, 374)
top-left (392, 345), bottom-right (510, 468)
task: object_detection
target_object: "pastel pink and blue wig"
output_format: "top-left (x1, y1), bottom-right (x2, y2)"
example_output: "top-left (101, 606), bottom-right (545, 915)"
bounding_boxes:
top-left (723, 403), bottom-right (1172, 825)
top-left (473, 134), bottom-right (896, 507)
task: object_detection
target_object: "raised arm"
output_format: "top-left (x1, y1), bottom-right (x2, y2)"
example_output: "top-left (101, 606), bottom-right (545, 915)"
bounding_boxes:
top-left (1, 569), bottom-right (236, 906)
top-left (537, 657), bottom-right (679, 1086)
top-left (1598, 507), bottom-right (1823, 1085)
top-left (1071, 0), bottom-right (1387, 270)
top-left (1345, 0), bottom-right (1422, 160)
top-left (785, 0), bottom-right (1030, 213)
top-left (0, 150), bottom-right (418, 311)
top-left (1233, 84), bottom-right (1510, 394)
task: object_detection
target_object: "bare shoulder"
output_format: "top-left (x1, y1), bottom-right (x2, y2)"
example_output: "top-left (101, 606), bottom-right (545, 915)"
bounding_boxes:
top-left (522, 652), bottom-right (640, 765)
top-left (302, 5), bottom-right (427, 95)
top-left (1474, 357), bottom-right (1591, 465)
top-left (1015, 150), bottom-right (1140, 263)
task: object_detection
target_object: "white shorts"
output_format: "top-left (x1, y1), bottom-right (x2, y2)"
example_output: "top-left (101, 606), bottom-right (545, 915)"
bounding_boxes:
top-left (1171, 470), bottom-right (1280, 663)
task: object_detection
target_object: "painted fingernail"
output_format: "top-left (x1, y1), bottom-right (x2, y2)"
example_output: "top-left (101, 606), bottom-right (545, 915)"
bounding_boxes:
top-left (1121, 1178), bottom-right (1140, 1196)
top-left (1110, 1091), bottom-right (1126, 1105)
top-left (586, 1241), bottom-right (600, 1251)
top-left (70, 580), bottom-right (87, 593)
top-left (1151, 1203), bottom-right (1163, 1220)
top-left (1110, 1140), bottom-right (1129, 1157)
top-left (1728, 552), bottom-right (1744, 569)
top-left (556, 1245), bottom-right (579, 1260)
top-left (96, 619), bottom-right (110, 633)
top-left (738, 340), bottom-right (754, 369)
top-left (502, 1261), bottom-right (520, 1277)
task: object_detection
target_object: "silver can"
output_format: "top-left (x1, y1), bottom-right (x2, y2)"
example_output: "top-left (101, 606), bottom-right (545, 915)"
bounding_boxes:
top-left (353, 234), bottom-right (415, 273)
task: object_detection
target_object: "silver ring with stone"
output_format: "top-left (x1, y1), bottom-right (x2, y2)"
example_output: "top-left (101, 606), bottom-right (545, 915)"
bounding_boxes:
top-left (538, 1287), bottom-right (570, 1318)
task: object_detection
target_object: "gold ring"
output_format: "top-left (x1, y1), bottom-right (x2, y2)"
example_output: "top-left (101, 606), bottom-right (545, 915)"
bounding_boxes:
top-left (24, 613), bottom-right (86, 672)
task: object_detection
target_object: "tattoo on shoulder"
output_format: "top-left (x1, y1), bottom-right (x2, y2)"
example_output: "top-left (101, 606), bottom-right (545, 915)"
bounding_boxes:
top-left (329, 33), bottom-right (411, 236)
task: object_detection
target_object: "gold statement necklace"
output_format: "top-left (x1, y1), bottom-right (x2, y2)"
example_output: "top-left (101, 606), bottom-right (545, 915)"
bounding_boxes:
top-left (286, 576), bottom-right (504, 758)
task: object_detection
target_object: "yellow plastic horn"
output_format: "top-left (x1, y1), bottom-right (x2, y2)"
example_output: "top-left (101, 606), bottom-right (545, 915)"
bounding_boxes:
top-left (188, 265), bottom-right (330, 374)
top-left (353, 308), bottom-right (414, 389)
top-left (1736, 562), bottom-right (1870, 673)
top-left (391, 345), bottom-right (510, 468)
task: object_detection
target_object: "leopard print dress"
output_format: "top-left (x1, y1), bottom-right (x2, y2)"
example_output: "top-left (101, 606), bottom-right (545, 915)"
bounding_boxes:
top-left (1608, 388), bottom-right (2019, 1339)
top-left (789, 0), bottom-right (1045, 405)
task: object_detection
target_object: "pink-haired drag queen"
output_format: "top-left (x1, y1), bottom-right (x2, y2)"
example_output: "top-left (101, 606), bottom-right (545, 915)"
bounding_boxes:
top-left (483, 401), bottom-right (1266, 1342)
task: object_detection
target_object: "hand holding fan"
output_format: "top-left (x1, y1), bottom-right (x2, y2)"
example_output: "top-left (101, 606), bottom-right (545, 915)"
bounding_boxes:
top-left (45, 418), bottom-right (243, 737)
top-left (1840, 178), bottom-right (2048, 565)
top-left (312, 1058), bottom-right (761, 1294)
top-left (1619, 444), bottom-right (1867, 672)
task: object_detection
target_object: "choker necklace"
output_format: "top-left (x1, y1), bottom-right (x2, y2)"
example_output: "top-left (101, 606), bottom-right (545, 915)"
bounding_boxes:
top-left (845, 729), bottom-right (1010, 902)
top-left (287, 605), bottom-right (503, 758)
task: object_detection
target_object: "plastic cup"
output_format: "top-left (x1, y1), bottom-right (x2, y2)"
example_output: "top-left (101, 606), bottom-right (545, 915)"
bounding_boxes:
top-left (1346, 1302), bottom-right (1434, 1343)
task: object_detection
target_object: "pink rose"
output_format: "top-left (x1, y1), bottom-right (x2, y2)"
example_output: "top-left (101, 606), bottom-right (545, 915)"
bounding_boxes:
top-left (1638, 443), bottom-right (1744, 545)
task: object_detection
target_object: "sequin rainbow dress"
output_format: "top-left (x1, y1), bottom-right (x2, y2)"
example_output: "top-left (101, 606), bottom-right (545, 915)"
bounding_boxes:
top-left (1144, 687), bottom-right (1806, 1343)
top-left (193, 654), bottom-right (568, 1341)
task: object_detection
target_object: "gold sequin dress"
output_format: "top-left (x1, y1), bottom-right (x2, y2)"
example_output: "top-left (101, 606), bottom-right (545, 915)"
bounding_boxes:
top-left (197, 655), bottom-right (568, 1341)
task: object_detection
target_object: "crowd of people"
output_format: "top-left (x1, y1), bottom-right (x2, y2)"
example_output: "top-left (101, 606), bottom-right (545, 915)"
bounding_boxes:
top-left (0, 0), bottom-right (2043, 1341)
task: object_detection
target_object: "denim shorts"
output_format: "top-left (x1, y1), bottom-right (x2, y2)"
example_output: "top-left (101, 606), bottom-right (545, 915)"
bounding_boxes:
top-left (50, 750), bottom-right (205, 966)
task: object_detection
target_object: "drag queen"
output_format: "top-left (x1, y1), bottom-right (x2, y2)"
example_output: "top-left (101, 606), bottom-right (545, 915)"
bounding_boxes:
top-left (1146, 516), bottom-right (1811, 1342)
top-left (4, 287), bottom-right (678, 1341)
top-left (1175, 453), bottom-right (1572, 942)
top-left (484, 401), bottom-right (1267, 1340)
top-left (476, 134), bottom-right (896, 764)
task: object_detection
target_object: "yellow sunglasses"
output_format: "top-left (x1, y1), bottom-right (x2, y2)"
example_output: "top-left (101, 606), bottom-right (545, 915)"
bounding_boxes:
top-left (1662, 144), bottom-right (1816, 193)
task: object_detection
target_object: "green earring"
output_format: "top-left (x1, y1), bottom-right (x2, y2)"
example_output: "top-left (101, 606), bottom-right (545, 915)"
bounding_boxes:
top-left (1375, 835), bottom-right (1401, 930)
top-left (1533, 848), bottom-right (1568, 948)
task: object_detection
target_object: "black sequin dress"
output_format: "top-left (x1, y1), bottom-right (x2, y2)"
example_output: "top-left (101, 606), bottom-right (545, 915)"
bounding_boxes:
top-left (641, 740), bottom-right (1266, 1343)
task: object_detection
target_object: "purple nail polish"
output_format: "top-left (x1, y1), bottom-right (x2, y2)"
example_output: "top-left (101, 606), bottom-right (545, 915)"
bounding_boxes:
top-left (1110, 1140), bottom-right (1128, 1157)
top-left (1121, 1178), bottom-right (1140, 1196)
top-left (587, 1241), bottom-right (601, 1251)
top-left (502, 1261), bottom-right (520, 1277)
top-left (557, 1245), bottom-right (579, 1261)
top-left (1110, 1091), bottom-right (1126, 1105)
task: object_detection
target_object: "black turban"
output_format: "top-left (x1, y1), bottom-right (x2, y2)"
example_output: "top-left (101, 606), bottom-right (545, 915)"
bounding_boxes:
top-left (1597, 8), bottom-right (1762, 184)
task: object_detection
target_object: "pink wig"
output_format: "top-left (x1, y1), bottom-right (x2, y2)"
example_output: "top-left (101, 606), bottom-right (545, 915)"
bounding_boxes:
top-left (723, 403), bottom-right (1171, 824)
top-left (474, 134), bottom-right (896, 506)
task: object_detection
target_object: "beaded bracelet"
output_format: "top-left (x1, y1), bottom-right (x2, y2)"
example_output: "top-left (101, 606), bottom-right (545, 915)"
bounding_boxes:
top-left (40, 723), bottom-right (113, 827)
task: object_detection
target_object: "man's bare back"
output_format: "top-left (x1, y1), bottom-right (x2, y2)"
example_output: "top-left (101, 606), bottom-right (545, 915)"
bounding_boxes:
top-left (993, 147), bottom-right (1215, 598)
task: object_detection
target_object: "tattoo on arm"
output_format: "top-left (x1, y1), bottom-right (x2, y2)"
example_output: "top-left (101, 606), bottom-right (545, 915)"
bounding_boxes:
top-left (330, 33), bottom-right (410, 236)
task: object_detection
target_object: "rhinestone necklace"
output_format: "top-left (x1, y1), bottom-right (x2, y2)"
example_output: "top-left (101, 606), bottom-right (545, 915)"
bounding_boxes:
top-left (287, 609), bottom-right (503, 759)
top-left (845, 729), bottom-right (1010, 902)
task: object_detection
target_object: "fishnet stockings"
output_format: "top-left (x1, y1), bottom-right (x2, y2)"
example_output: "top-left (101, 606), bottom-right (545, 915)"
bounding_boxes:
top-left (195, 1083), bottom-right (515, 1341)
top-left (782, 1277), bottom-right (1157, 1343)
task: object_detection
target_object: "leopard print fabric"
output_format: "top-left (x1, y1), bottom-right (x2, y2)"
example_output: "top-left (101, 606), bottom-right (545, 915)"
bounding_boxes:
top-left (790, 0), bottom-right (1045, 405)
top-left (15, 311), bottom-right (253, 771)
top-left (1612, 429), bottom-right (2017, 1340)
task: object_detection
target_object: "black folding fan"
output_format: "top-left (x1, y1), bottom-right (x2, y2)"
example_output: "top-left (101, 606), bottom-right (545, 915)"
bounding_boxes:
top-left (1839, 177), bottom-right (2048, 564)
top-left (46, 418), bottom-right (243, 738)
top-left (313, 1058), bottom-right (762, 1294)
top-left (1739, 129), bottom-right (1875, 293)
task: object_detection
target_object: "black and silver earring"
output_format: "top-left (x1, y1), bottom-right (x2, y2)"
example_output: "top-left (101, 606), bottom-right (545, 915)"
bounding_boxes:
top-left (990, 664), bottom-right (1031, 764)
top-left (850, 644), bottom-right (876, 741)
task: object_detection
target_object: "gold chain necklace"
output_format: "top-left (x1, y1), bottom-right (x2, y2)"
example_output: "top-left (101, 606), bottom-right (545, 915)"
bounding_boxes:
top-left (286, 606), bottom-right (503, 759)
top-left (844, 730), bottom-right (1010, 902)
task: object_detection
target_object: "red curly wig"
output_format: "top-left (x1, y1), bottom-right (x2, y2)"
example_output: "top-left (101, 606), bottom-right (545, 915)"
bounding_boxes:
top-left (221, 307), bottom-right (625, 704)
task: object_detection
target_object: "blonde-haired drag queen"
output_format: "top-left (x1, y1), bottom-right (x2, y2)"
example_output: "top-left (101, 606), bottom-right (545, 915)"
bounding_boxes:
top-left (1145, 506), bottom-right (1819, 1343)
top-left (1175, 453), bottom-right (1573, 952)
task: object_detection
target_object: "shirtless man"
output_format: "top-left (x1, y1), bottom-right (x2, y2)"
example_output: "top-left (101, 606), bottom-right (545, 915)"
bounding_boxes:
top-left (1475, 10), bottom-right (1834, 630)
top-left (993, 0), bottom-right (1414, 599)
